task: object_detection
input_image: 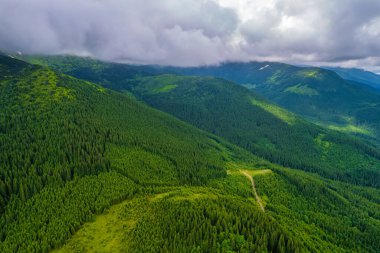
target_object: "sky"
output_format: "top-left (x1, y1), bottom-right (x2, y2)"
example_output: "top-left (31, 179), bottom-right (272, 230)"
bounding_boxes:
top-left (0, 0), bottom-right (380, 72)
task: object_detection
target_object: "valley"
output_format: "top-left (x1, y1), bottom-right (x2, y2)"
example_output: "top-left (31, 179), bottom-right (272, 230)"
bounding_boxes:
top-left (19, 56), bottom-right (380, 187)
top-left (2, 1), bottom-right (380, 252)
top-left (0, 54), bottom-right (379, 252)
top-left (163, 62), bottom-right (380, 145)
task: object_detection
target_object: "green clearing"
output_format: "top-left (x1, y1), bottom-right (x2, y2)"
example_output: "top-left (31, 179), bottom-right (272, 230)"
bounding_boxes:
top-left (298, 70), bottom-right (322, 79)
top-left (326, 123), bottom-right (373, 136)
top-left (53, 167), bottom-right (380, 253)
top-left (285, 83), bottom-right (319, 96)
top-left (267, 70), bottom-right (283, 84)
top-left (226, 168), bottom-right (272, 177)
top-left (154, 84), bottom-right (177, 93)
top-left (53, 197), bottom-right (144, 253)
top-left (241, 169), bottom-right (273, 177)
top-left (3, 54), bottom-right (380, 252)
top-left (0, 55), bottom-right (257, 252)
top-left (53, 187), bottom-right (302, 253)
top-left (250, 97), bottom-right (296, 124)
top-left (143, 74), bottom-right (181, 93)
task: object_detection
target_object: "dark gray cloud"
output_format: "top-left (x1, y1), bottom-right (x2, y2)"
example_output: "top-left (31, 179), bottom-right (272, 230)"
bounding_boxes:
top-left (0, 0), bottom-right (379, 71)
top-left (0, 0), bottom-right (239, 66)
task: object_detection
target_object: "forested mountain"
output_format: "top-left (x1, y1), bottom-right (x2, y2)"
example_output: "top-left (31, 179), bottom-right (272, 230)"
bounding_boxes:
top-left (322, 66), bottom-right (380, 90)
top-left (0, 54), bottom-right (241, 208)
top-left (161, 62), bottom-right (380, 144)
top-left (0, 54), bottom-right (281, 252)
top-left (125, 75), bottom-right (380, 188)
top-left (3, 54), bottom-right (380, 252)
top-left (20, 55), bottom-right (380, 188)
top-left (21, 55), bottom-right (380, 144)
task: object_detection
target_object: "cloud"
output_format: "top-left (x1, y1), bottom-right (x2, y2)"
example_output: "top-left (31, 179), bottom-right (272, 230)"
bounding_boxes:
top-left (0, 0), bottom-right (379, 70)
top-left (0, 0), bottom-right (239, 66)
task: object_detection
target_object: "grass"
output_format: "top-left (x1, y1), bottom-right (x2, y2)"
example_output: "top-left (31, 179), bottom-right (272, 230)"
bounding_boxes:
top-left (285, 83), bottom-right (319, 96)
top-left (150, 74), bottom-right (181, 93)
top-left (250, 97), bottom-right (296, 124)
top-left (52, 197), bottom-right (146, 253)
top-left (52, 188), bottom-right (220, 252)
top-left (326, 124), bottom-right (373, 136)
top-left (240, 169), bottom-right (273, 177)
top-left (313, 115), bottom-right (374, 136)
top-left (154, 84), bottom-right (177, 93)
top-left (17, 68), bottom-right (75, 107)
top-left (267, 70), bottom-right (283, 84)
top-left (298, 69), bottom-right (322, 79)
top-left (227, 168), bottom-right (272, 177)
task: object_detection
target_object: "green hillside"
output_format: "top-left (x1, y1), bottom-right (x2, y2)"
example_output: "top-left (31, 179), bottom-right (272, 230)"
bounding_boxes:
top-left (0, 55), bottom-right (243, 207)
top-left (4, 54), bottom-right (380, 252)
top-left (165, 62), bottom-right (380, 144)
top-left (0, 55), bottom-right (277, 252)
top-left (15, 54), bottom-right (380, 145)
top-left (17, 55), bottom-right (380, 188)
top-left (129, 75), bottom-right (380, 188)
top-left (322, 66), bottom-right (380, 90)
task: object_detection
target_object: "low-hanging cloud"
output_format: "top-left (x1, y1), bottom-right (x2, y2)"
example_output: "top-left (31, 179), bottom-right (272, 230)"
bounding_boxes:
top-left (0, 0), bottom-right (379, 71)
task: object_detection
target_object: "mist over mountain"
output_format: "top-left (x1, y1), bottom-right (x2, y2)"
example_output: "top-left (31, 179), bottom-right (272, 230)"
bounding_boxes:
top-left (1, 0), bottom-right (380, 72)
top-left (2, 1), bottom-right (380, 252)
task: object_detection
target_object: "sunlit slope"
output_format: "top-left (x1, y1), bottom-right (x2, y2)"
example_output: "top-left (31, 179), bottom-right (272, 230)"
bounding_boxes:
top-left (166, 62), bottom-right (380, 143)
top-left (19, 56), bottom-right (380, 143)
top-left (18, 55), bottom-right (380, 188)
top-left (0, 55), bottom-right (246, 207)
top-left (127, 74), bottom-right (380, 188)
top-left (55, 164), bottom-right (380, 253)
top-left (54, 187), bottom-right (302, 253)
top-left (3, 55), bottom-right (380, 253)
top-left (0, 55), bottom-right (261, 252)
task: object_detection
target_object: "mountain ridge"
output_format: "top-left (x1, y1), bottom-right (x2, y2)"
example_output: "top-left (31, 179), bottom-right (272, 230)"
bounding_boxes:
top-left (1, 54), bottom-right (380, 252)
top-left (15, 55), bottom-right (380, 188)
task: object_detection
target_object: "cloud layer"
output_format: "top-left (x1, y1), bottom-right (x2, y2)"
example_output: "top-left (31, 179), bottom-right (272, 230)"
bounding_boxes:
top-left (0, 0), bottom-right (379, 71)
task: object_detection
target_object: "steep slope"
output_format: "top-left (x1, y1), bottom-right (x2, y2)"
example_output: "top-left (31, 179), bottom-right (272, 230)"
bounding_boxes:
top-left (0, 55), bottom-right (275, 252)
top-left (18, 55), bottom-right (380, 188)
top-left (18, 56), bottom-right (380, 144)
top-left (49, 161), bottom-right (380, 253)
top-left (0, 55), bottom-right (239, 207)
top-left (167, 62), bottom-right (380, 143)
top-left (252, 166), bottom-right (380, 253)
top-left (55, 187), bottom-right (301, 253)
top-left (125, 75), bottom-right (380, 188)
top-left (2, 55), bottom-right (380, 252)
top-left (22, 55), bottom-right (380, 143)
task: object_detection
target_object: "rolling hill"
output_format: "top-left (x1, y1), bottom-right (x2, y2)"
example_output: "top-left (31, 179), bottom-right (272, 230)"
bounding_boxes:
top-left (19, 55), bottom-right (380, 188)
top-left (0, 56), bottom-right (380, 252)
top-left (0, 54), bottom-right (279, 252)
top-left (126, 74), bottom-right (380, 188)
top-left (1, 54), bottom-right (380, 252)
top-left (164, 62), bottom-right (380, 144)
top-left (21, 55), bottom-right (380, 143)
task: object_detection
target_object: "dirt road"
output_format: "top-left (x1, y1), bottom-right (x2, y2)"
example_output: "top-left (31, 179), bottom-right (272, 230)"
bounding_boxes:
top-left (241, 171), bottom-right (265, 212)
